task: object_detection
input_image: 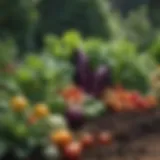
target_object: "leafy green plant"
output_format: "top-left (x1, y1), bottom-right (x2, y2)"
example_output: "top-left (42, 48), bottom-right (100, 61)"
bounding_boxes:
top-left (15, 53), bottom-right (74, 103)
top-left (0, 95), bottom-right (68, 159)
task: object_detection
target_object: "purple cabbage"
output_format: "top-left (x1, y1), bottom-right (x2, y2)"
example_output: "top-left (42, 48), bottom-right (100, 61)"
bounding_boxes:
top-left (72, 49), bottom-right (112, 97)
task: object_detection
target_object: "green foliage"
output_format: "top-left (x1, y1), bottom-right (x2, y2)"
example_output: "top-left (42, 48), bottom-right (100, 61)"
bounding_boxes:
top-left (148, 33), bottom-right (160, 63)
top-left (0, 0), bottom-right (38, 51)
top-left (0, 39), bottom-right (17, 67)
top-left (0, 99), bottom-right (64, 159)
top-left (123, 6), bottom-right (155, 49)
top-left (42, 30), bottom-right (158, 92)
top-left (15, 53), bottom-right (74, 102)
top-left (38, 0), bottom-right (111, 38)
top-left (44, 30), bottom-right (83, 60)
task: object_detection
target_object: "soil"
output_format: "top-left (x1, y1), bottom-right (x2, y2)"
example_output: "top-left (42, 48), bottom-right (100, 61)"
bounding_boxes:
top-left (2, 108), bottom-right (160, 160)
top-left (80, 108), bottom-right (160, 160)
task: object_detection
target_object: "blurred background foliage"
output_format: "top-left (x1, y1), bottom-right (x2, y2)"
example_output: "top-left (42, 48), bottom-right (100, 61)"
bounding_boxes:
top-left (0, 0), bottom-right (160, 94)
top-left (0, 0), bottom-right (159, 52)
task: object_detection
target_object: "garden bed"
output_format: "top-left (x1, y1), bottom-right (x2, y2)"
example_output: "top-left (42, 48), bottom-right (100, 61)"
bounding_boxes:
top-left (80, 108), bottom-right (160, 160)
top-left (1, 108), bottom-right (160, 160)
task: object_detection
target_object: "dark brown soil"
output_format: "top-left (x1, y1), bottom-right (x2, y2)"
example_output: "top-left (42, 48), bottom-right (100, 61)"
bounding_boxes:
top-left (80, 108), bottom-right (160, 160)
top-left (2, 109), bottom-right (160, 160)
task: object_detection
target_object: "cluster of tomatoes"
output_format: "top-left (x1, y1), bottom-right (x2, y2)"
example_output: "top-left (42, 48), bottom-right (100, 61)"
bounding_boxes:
top-left (102, 85), bottom-right (157, 112)
top-left (60, 85), bottom-right (84, 105)
top-left (50, 130), bottom-right (113, 159)
top-left (10, 95), bottom-right (114, 159)
top-left (10, 96), bottom-right (50, 124)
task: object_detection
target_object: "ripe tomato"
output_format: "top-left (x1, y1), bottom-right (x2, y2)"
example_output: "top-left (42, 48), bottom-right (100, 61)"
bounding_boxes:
top-left (10, 96), bottom-right (28, 112)
top-left (64, 141), bottom-right (82, 159)
top-left (34, 103), bottom-right (49, 118)
top-left (61, 85), bottom-right (84, 105)
top-left (130, 92), bottom-right (141, 103)
top-left (80, 133), bottom-right (94, 147)
top-left (98, 132), bottom-right (113, 145)
top-left (136, 98), bottom-right (149, 109)
top-left (50, 130), bottom-right (73, 147)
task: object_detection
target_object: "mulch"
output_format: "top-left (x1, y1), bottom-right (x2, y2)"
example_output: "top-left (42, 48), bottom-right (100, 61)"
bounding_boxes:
top-left (80, 108), bottom-right (160, 160)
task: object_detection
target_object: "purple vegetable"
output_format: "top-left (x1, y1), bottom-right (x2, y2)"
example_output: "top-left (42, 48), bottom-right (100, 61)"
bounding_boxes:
top-left (72, 49), bottom-right (94, 94)
top-left (71, 48), bottom-right (112, 98)
top-left (65, 105), bottom-right (84, 130)
top-left (93, 65), bottom-right (112, 97)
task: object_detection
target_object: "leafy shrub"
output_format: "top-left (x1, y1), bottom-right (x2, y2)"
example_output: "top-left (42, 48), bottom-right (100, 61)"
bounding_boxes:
top-left (15, 53), bottom-right (74, 103)
top-left (0, 0), bottom-right (38, 52)
top-left (38, 0), bottom-right (110, 38)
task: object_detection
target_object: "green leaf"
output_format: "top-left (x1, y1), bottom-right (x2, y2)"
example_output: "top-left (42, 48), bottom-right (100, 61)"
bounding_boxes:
top-left (0, 140), bottom-right (8, 159)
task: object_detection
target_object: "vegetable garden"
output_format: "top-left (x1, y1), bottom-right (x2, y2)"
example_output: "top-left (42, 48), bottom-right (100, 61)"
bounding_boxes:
top-left (0, 29), bottom-right (160, 160)
top-left (1, 1), bottom-right (160, 159)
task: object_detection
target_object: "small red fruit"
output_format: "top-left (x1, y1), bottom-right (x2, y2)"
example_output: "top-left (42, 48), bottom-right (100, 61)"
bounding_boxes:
top-left (61, 85), bottom-right (84, 105)
top-left (130, 92), bottom-right (141, 104)
top-left (136, 98), bottom-right (149, 109)
top-left (80, 133), bottom-right (94, 147)
top-left (64, 141), bottom-right (82, 159)
top-left (98, 132), bottom-right (113, 144)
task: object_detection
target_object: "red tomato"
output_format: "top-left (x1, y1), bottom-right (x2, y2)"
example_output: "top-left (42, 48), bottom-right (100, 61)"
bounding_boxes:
top-left (136, 97), bottom-right (149, 109)
top-left (64, 141), bottom-right (82, 159)
top-left (98, 132), bottom-right (113, 144)
top-left (80, 133), bottom-right (94, 147)
top-left (61, 86), bottom-right (84, 104)
top-left (130, 92), bottom-right (140, 102)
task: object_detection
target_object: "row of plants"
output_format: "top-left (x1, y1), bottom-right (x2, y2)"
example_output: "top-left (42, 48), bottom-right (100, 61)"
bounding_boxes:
top-left (0, 30), bottom-right (159, 159)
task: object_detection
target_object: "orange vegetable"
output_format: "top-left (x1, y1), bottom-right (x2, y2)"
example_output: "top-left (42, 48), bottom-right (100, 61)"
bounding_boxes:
top-left (50, 130), bottom-right (73, 147)
top-left (64, 141), bottom-right (82, 159)
top-left (146, 95), bottom-right (157, 107)
top-left (111, 100), bottom-right (123, 112)
top-left (34, 103), bottom-right (49, 118)
top-left (10, 96), bottom-right (28, 112)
